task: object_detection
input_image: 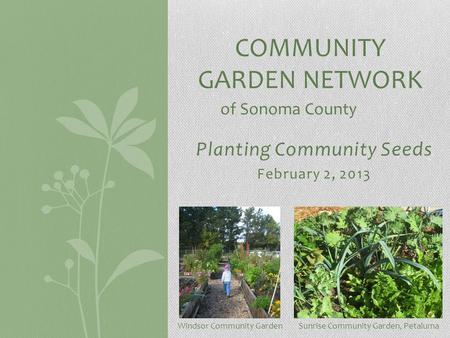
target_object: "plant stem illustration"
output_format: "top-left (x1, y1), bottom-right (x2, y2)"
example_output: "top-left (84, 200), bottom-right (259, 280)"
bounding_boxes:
top-left (42, 87), bottom-right (163, 338)
top-left (95, 144), bottom-right (111, 338)
top-left (77, 209), bottom-right (89, 338)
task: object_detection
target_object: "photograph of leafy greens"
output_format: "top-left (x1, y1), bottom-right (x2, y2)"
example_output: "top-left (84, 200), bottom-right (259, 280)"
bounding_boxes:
top-left (294, 207), bottom-right (442, 318)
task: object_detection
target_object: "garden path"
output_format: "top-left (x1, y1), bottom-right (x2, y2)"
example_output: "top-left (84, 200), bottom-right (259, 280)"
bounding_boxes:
top-left (196, 277), bottom-right (251, 318)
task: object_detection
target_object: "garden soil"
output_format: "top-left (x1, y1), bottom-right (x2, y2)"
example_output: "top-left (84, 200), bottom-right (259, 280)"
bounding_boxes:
top-left (294, 206), bottom-right (345, 222)
top-left (196, 278), bottom-right (251, 318)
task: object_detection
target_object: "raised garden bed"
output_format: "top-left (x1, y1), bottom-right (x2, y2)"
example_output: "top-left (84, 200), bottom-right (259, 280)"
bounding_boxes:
top-left (179, 278), bottom-right (208, 318)
top-left (240, 279), bottom-right (269, 318)
top-left (230, 251), bottom-right (281, 318)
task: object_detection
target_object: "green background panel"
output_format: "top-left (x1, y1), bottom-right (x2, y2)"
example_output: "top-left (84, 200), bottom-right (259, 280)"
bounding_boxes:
top-left (0, 1), bottom-right (167, 337)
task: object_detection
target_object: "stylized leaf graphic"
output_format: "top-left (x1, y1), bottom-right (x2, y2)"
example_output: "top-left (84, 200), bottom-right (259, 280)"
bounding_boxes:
top-left (102, 249), bottom-right (163, 294)
top-left (113, 144), bottom-right (154, 177)
top-left (111, 87), bottom-right (138, 135)
top-left (67, 239), bottom-right (96, 264)
top-left (73, 99), bottom-right (109, 137)
top-left (114, 118), bottom-right (145, 140)
top-left (114, 119), bottom-right (156, 146)
top-left (57, 117), bottom-right (106, 140)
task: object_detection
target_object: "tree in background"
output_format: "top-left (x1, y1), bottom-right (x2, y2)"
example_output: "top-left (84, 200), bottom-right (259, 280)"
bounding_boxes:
top-left (179, 207), bottom-right (241, 251)
top-left (179, 206), bottom-right (280, 252)
top-left (243, 208), bottom-right (280, 251)
top-left (179, 207), bottom-right (212, 251)
top-left (263, 215), bottom-right (280, 250)
top-left (241, 207), bottom-right (255, 255)
top-left (217, 207), bottom-right (242, 251)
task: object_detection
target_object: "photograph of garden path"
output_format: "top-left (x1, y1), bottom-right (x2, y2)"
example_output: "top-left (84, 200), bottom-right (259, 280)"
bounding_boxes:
top-left (294, 207), bottom-right (443, 318)
top-left (179, 207), bottom-right (281, 318)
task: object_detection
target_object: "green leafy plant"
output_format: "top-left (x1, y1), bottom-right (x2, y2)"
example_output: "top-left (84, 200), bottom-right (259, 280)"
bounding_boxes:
top-left (235, 253), bottom-right (281, 317)
top-left (245, 266), bottom-right (263, 286)
top-left (263, 257), bottom-right (280, 274)
top-left (251, 296), bottom-right (270, 310)
top-left (294, 207), bottom-right (442, 318)
top-left (42, 88), bottom-right (163, 338)
top-left (182, 254), bottom-right (196, 272)
top-left (207, 243), bottom-right (223, 262)
top-left (228, 249), bottom-right (281, 316)
top-left (193, 269), bottom-right (208, 285)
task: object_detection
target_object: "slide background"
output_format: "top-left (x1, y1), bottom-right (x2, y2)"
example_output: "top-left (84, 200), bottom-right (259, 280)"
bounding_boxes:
top-left (169, 0), bottom-right (449, 337)
top-left (0, 1), bottom-right (167, 337)
top-left (0, 0), bottom-right (448, 337)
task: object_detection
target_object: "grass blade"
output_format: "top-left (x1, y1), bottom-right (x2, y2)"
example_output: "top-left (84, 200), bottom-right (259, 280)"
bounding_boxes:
top-left (378, 240), bottom-right (396, 271)
top-left (396, 258), bottom-right (440, 289)
top-left (383, 270), bottom-right (412, 286)
top-left (335, 229), bottom-right (370, 299)
top-left (366, 258), bottom-right (440, 289)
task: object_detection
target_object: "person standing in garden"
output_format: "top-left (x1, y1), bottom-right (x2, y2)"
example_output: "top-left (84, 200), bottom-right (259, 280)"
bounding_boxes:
top-left (221, 264), bottom-right (232, 297)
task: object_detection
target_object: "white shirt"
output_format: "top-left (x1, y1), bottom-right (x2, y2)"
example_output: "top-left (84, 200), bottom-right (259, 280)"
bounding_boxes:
top-left (221, 270), bottom-right (232, 282)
